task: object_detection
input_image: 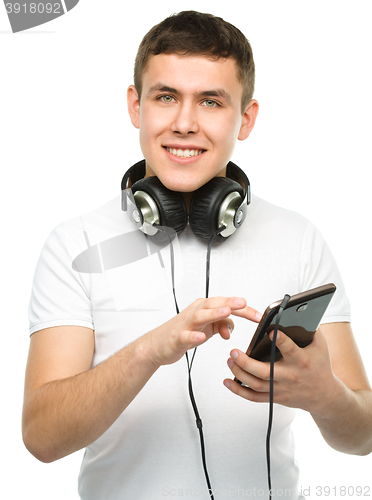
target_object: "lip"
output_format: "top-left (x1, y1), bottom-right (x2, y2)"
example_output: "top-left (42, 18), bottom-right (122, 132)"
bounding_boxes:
top-left (163, 143), bottom-right (206, 151)
top-left (162, 145), bottom-right (206, 164)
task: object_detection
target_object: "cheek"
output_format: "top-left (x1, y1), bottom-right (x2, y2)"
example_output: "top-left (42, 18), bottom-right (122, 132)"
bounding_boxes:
top-left (138, 111), bottom-right (162, 152)
top-left (206, 109), bottom-right (241, 138)
top-left (205, 116), bottom-right (239, 154)
top-left (140, 105), bottom-right (172, 133)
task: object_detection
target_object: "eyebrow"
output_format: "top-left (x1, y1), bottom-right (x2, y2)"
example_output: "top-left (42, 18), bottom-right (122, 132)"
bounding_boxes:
top-left (147, 83), bottom-right (232, 103)
top-left (147, 84), bottom-right (178, 95)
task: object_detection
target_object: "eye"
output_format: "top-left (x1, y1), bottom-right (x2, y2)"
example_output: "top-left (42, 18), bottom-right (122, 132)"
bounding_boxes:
top-left (201, 99), bottom-right (219, 108)
top-left (159, 95), bottom-right (175, 103)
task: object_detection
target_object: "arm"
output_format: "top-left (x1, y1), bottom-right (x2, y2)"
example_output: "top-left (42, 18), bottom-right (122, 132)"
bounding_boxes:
top-left (22, 324), bottom-right (158, 463)
top-left (224, 322), bottom-right (372, 456)
top-left (23, 297), bottom-right (260, 463)
top-left (310, 322), bottom-right (372, 455)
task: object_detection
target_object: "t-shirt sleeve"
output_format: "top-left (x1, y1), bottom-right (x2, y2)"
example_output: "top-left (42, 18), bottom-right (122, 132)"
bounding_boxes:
top-left (28, 222), bottom-right (94, 335)
top-left (299, 220), bottom-right (351, 324)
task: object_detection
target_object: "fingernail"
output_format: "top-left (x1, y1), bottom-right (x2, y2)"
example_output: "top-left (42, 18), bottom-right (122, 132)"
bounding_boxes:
top-left (224, 380), bottom-right (231, 389)
top-left (256, 311), bottom-right (263, 321)
top-left (269, 330), bottom-right (280, 341)
top-left (231, 349), bottom-right (239, 360)
top-left (227, 358), bottom-right (234, 368)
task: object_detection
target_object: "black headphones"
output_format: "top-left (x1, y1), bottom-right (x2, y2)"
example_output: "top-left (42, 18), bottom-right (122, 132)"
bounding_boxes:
top-left (121, 159), bottom-right (251, 242)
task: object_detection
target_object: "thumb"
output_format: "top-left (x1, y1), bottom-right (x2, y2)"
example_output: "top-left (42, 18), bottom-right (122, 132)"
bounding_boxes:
top-left (269, 329), bottom-right (300, 360)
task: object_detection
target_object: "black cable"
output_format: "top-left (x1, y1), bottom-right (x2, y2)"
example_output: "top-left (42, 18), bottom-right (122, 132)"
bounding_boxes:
top-left (156, 224), bottom-right (292, 497)
top-left (266, 294), bottom-right (291, 499)
top-left (157, 224), bottom-right (225, 500)
top-left (186, 226), bottom-right (227, 499)
top-left (205, 225), bottom-right (227, 298)
top-left (185, 349), bottom-right (214, 498)
top-left (185, 227), bottom-right (225, 500)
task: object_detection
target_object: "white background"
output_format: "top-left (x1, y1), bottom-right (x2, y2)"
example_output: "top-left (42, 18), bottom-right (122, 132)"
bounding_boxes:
top-left (1, 1), bottom-right (371, 498)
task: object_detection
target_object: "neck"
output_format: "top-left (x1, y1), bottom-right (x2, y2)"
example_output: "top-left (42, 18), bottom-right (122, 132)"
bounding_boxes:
top-left (143, 163), bottom-right (228, 213)
top-left (182, 192), bottom-right (193, 213)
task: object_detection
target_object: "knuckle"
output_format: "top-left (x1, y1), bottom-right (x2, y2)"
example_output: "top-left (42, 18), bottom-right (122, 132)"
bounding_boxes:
top-left (298, 357), bottom-right (308, 370)
top-left (191, 309), bottom-right (203, 324)
top-left (250, 378), bottom-right (265, 392)
top-left (191, 309), bottom-right (208, 329)
top-left (175, 330), bottom-right (188, 347)
top-left (194, 298), bottom-right (205, 307)
top-left (263, 365), bottom-right (271, 381)
top-left (284, 343), bottom-right (297, 357)
top-left (278, 339), bottom-right (297, 356)
top-left (288, 370), bottom-right (301, 385)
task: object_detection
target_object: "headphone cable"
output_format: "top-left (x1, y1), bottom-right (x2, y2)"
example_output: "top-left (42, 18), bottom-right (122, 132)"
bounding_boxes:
top-left (266, 293), bottom-right (291, 499)
top-left (156, 224), bottom-right (292, 498)
top-left (186, 226), bottom-right (226, 499)
top-left (158, 224), bottom-right (226, 499)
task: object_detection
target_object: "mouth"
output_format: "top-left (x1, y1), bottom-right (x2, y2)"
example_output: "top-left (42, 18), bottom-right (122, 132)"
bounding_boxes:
top-left (165, 147), bottom-right (205, 159)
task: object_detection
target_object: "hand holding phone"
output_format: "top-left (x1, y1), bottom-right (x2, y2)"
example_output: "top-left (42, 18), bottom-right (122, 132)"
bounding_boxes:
top-left (245, 284), bottom-right (336, 363)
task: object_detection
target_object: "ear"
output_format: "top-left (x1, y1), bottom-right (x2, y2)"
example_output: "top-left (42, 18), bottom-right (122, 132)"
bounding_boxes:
top-left (127, 85), bottom-right (140, 129)
top-left (238, 99), bottom-right (259, 141)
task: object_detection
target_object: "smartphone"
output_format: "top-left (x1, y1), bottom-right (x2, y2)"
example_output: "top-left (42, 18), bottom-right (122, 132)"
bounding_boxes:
top-left (244, 283), bottom-right (336, 363)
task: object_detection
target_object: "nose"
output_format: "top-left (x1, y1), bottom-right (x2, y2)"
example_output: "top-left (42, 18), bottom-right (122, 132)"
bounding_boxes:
top-left (171, 102), bottom-right (199, 135)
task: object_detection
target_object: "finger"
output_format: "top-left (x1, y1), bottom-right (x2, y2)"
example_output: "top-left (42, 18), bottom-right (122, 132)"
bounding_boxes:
top-left (223, 378), bottom-right (270, 403)
top-left (200, 296), bottom-right (247, 311)
top-left (191, 304), bottom-right (233, 330)
top-left (269, 330), bottom-right (302, 362)
top-left (177, 329), bottom-right (206, 348)
top-left (231, 305), bottom-right (262, 323)
top-left (215, 318), bottom-right (234, 340)
top-left (228, 349), bottom-right (271, 381)
top-left (227, 356), bottom-right (270, 392)
top-left (186, 297), bottom-right (258, 334)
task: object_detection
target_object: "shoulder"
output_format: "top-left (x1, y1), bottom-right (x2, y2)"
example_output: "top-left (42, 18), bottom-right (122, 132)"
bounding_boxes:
top-left (249, 194), bottom-right (309, 225)
top-left (46, 196), bottom-right (129, 250)
top-left (246, 194), bottom-right (314, 241)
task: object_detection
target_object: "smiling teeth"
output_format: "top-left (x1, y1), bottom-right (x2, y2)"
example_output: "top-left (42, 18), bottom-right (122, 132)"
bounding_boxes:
top-left (167, 148), bottom-right (204, 158)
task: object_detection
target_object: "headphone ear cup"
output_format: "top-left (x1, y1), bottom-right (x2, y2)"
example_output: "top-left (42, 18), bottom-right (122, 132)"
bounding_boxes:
top-left (131, 177), bottom-right (188, 236)
top-left (189, 177), bottom-right (244, 242)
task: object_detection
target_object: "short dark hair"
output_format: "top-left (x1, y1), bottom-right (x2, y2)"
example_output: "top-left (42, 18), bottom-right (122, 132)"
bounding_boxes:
top-left (134, 11), bottom-right (255, 113)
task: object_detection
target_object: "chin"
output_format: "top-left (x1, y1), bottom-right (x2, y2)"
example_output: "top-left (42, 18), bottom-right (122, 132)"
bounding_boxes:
top-left (158, 176), bottom-right (207, 193)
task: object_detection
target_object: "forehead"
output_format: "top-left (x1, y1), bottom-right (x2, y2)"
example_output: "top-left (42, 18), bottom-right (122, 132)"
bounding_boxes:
top-left (142, 53), bottom-right (243, 99)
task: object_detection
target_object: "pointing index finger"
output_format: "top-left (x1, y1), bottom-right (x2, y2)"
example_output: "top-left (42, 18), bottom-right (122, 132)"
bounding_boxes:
top-left (231, 305), bottom-right (262, 323)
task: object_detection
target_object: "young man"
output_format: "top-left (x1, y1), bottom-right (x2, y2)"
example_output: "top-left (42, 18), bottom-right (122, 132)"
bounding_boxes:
top-left (23, 11), bottom-right (372, 500)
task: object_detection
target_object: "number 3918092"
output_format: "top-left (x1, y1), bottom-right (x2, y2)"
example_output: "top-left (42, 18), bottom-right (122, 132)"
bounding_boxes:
top-left (316, 486), bottom-right (370, 497)
top-left (5, 3), bottom-right (62, 14)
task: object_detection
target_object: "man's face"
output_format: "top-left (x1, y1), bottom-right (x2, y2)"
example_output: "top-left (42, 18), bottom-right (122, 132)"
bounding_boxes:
top-left (128, 53), bottom-right (258, 193)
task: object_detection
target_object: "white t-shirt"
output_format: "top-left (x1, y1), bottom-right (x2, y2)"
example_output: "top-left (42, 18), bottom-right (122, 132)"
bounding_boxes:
top-left (29, 194), bottom-right (351, 499)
